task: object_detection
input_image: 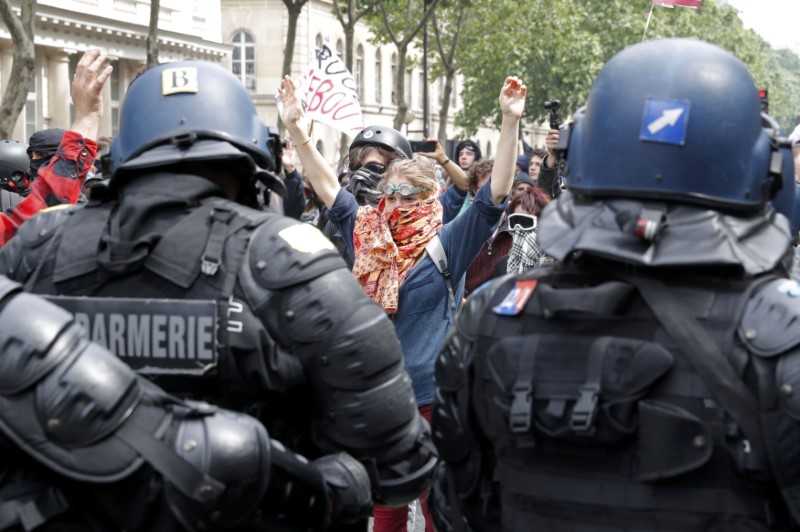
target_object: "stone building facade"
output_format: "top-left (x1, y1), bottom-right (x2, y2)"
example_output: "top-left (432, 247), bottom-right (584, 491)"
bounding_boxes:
top-left (0, 0), bottom-right (516, 164)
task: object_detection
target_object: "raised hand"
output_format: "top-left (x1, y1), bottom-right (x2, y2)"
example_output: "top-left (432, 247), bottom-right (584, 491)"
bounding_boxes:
top-left (72, 48), bottom-right (113, 121)
top-left (278, 75), bottom-right (307, 135)
top-left (499, 76), bottom-right (526, 120)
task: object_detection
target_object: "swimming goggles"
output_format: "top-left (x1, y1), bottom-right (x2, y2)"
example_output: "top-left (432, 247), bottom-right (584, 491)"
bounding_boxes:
top-left (381, 183), bottom-right (430, 197)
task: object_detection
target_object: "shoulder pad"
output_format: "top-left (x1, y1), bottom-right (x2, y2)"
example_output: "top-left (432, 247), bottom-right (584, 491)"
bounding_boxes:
top-left (247, 216), bottom-right (346, 290)
top-left (739, 278), bottom-right (800, 357)
top-left (15, 205), bottom-right (73, 248)
top-left (0, 291), bottom-right (168, 483)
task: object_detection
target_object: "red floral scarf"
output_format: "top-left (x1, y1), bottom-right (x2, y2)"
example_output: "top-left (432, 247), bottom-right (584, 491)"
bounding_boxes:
top-left (352, 196), bottom-right (443, 313)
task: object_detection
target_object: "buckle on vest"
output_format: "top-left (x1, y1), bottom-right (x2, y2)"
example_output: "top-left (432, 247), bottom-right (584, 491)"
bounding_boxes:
top-left (570, 383), bottom-right (599, 432)
top-left (509, 382), bottom-right (533, 433)
top-left (200, 257), bottom-right (220, 276)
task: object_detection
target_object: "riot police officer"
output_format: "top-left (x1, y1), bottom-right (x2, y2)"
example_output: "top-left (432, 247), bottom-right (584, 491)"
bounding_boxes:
top-left (0, 60), bottom-right (435, 530)
top-left (0, 276), bottom-right (371, 530)
top-left (432, 38), bottom-right (800, 531)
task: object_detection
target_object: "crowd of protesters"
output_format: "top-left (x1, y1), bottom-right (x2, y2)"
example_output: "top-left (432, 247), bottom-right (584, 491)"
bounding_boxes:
top-left (2, 39), bottom-right (800, 532)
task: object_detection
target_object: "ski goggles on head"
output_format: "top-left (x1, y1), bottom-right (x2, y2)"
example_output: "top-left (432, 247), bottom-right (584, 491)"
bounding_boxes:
top-left (355, 162), bottom-right (386, 175)
top-left (507, 213), bottom-right (538, 231)
top-left (381, 183), bottom-right (430, 197)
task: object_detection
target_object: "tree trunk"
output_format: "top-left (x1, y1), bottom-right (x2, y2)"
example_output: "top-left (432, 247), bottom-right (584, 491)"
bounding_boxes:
top-left (280, 1), bottom-right (308, 133)
top-left (0, 0), bottom-right (36, 139)
top-left (146, 0), bottom-right (160, 69)
top-left (437, 69), bottom-right (454, 145)
top-left (339, 23), bottom-right (356, 164)
top-left (392, 43), bottom-right (409, 131)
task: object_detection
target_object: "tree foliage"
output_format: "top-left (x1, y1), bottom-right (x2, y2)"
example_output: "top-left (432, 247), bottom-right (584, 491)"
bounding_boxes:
top-left (453, 0), bottom-right (800, 134)
top-left (364, 0), bottom-right (440, 130)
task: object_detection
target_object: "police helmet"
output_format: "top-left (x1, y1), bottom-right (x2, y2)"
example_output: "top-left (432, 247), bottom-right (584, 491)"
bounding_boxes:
top-left (109, 60), bottom-right (284, 194)
top-left (566, 39), bottom-right (775, 211)
top-left (349, 125), bottom-right (412, 160)
top-left (0, 140), bottom-right (29, 180)
top-left (0, 140), bottom-right (31, 193)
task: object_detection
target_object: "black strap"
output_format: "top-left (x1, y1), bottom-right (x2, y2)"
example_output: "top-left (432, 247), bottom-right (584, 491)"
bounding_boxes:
top-left (618, 273), bottom-right (764, 457)
top-left (425, 234), bottom-right (458, 317)
top-left (570, 336), bottom-right (608, 433)
top-left (116, 420), bottom-right (225, 505)
top-left (509, 335), bottom-right (539, 434)
top-left (200, 207), bottom-right (237, 277)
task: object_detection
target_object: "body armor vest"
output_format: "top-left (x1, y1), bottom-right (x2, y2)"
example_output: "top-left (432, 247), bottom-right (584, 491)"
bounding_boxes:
top-left (473, 269), bottom-right (793, 530)
top-left (21, 196), bottom-right (300, 429)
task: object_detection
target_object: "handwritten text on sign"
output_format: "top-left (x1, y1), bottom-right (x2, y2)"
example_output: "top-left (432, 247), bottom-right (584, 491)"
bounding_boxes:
top-left (296, 43), bottom-right (364, 136)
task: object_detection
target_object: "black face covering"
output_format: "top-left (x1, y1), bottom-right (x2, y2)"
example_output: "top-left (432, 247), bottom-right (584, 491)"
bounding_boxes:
top-left (28, 156), bottom-right (53, 180)
top-left (27, 128), bottom-right (66, 179)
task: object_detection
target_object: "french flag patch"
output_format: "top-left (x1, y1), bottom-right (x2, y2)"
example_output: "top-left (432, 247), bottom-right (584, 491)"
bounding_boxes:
top-left (492, 280), bottom-right (538, 316)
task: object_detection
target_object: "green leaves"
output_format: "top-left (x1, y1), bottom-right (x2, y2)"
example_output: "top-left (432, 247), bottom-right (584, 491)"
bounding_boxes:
top-left (452, 0), bottom-right (800, 134)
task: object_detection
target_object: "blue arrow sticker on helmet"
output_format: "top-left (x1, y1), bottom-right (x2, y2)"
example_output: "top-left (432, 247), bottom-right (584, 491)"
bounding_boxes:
top-left (639, 98), bottom-right (690, 146)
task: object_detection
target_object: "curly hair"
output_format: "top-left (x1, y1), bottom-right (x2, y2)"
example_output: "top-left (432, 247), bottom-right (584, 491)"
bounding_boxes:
top-left (466, 158), bottom-right (495, 195)
top-left (507, 186), bottom-right (551, 216)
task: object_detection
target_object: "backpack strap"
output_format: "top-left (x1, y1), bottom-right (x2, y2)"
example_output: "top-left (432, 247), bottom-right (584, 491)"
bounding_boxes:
top-left (616, 272), bottom-right (767, 462)
top-left (425, 234), bottom-right (458, 316)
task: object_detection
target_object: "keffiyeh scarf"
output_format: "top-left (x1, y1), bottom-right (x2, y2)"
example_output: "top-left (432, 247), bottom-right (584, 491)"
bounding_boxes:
top-left (352, 197), bottom-right (443, 313)
top-left (507, 227), bottom-right (551, 273)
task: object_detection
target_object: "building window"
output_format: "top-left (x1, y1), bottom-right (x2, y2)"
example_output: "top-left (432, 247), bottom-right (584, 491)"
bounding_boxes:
top-left (391, 53), bottom-right (397, 105)
top-left (336, 39), bottom-right (344, 59)
top-left (316, 140), bottom-right (325, 159)
top-left (231, 30), bottom-right (255, 92)
top-left (110, 60), bottom-right (120, 136)
top-left (418, 69), bottom-right (424, 109)
top-left (486, 140), bottom-right (492, 157)
top-left (375, 49), bottom-right (382, 105)
top-left (355, 44), bottom-right (364, 99)
top-left (24, 72), bottom-right (36, 139)
top-left (69, 53), bottom-right (79, 124)
top-left (405, 68), bottom-right (412, 107)
top-left (315, 33), bottom-right (323, 59)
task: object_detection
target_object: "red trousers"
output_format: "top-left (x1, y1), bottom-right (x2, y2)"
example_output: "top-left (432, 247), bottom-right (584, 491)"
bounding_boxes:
top-left (371, 404), bottom-right (436, 532)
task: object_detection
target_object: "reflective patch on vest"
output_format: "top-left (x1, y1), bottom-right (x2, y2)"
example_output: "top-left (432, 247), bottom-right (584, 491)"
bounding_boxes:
top-left (162, 67), bottom-right (199, 95)
top-left (776, 279), bottom-right (800, 298)
top-left (45, 296), bottom-right (217, 376)
top-left (278, 224), bottom-right (335, 253)
top-left (492, 279), bottom-right (537, 316)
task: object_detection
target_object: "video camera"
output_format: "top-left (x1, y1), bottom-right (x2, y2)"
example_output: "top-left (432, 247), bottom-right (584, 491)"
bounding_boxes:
top-left (544, 100), bottom-right (561, 130)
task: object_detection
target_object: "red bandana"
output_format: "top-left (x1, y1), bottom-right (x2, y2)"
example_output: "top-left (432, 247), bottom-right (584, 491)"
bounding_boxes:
top-left (352, 196), bottom-right (443, 313)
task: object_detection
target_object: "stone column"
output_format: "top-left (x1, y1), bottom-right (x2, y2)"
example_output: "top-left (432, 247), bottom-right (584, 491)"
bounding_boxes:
top-left (48, 51), bottom-right (71, 130)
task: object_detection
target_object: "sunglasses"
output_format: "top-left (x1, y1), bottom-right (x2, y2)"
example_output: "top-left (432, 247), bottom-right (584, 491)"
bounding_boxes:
top-left (507, 213), bottom-right (538, 231)
top-left (356, 162), bottom-right (386, 175)
top-left (381, 183), bottom-right (430, 197)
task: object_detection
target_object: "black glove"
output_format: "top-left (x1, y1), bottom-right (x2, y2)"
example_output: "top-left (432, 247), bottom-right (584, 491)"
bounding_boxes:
top-left (313, 452), bottom-right (373, 523)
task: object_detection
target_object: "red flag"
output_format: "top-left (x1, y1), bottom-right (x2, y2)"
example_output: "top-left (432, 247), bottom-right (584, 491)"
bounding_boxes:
top-left (653, 0), bottom-right (701, 7)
